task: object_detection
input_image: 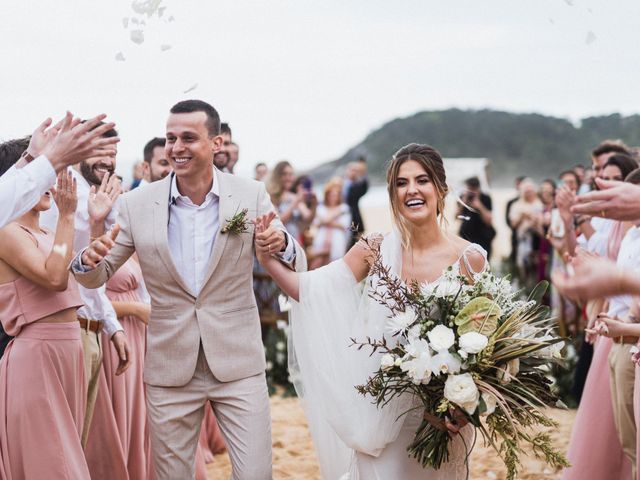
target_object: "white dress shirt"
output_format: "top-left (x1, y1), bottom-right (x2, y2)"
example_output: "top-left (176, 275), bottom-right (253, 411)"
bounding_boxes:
top-left (0, 155), bottom-right (57, 228)
top-left (608, 226), bottom-right (640, 320)
top-left (168, 170), bottom-right (295, 295)
top-left (40, 168), bottom-right (123, 337)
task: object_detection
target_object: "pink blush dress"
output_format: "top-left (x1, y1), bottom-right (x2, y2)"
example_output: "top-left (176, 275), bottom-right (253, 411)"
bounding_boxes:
top-left (0, 227), bottom-right (89, 480)
top-left (97, 258), bottom-right (153, 479)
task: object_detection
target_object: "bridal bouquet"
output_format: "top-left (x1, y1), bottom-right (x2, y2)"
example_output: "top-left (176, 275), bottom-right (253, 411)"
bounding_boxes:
top-left (354, 246), bottom-right (570, 479)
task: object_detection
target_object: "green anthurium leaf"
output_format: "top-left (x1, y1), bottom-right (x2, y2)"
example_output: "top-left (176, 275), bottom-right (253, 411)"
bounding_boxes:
top-left (455, 297), bottom-right (502, 336)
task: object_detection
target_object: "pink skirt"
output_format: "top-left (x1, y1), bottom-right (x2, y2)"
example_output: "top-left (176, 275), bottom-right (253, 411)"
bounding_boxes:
top-left (563, 336), bottom-right (632, 479)
top-left (0, 322), bottom-right (89, 480)
top-left (86, 305), bottom-right (152, 479)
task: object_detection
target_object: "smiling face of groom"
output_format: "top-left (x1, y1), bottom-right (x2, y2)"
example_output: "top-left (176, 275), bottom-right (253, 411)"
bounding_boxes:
top-left (165, 100), bottom-right (223, 182)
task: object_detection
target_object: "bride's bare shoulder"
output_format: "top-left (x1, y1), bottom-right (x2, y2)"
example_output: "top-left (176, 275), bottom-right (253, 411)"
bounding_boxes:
top-left (450, 236), bottom-right (488, 276)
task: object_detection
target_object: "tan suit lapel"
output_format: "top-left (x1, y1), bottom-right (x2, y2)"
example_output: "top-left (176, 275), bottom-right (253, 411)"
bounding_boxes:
top-left (152, 177), bottom-right (195, 297)
top-left (201, 174), bottom-right (238, 288)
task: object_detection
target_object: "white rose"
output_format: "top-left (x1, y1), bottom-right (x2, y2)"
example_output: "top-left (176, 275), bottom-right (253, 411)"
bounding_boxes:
top-left (421, 282), bottom-right (435, 298)
top-left (385, 308), bottom-right (418, 335)
top-left (427, 325), bottom-right (455, 352)
top-left (434, 279), bottom-right (462, 298)
top-left (380, 353), bottom-right (395, 370)
top-left (458, 349), bottom-right (469, 360)
top-left (481, 391), bottom-right (497, 415)
top-left (444, 373), bottom-right (480, 414)
top-left (497, 358), bottom-right (520, 384)
top-left (459, 332), bottom-right (489, 354)
top-left (430, 351), bottom-right (462, 375)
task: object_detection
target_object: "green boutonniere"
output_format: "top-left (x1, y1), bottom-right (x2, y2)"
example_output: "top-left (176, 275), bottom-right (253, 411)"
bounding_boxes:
top-left (221, 208), bottom-right (250, 235)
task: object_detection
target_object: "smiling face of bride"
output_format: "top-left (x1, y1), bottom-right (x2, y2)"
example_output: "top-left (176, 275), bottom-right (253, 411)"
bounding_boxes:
top-left (387, 144), bottom-right (448, 246)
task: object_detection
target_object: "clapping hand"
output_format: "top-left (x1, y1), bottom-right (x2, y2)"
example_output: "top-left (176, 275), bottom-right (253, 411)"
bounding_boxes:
top-left (572, 179), bottom-right (640, 221)
top-left (88, 172), bottom-right (122, 224)
top-left (50, 170), bottom-right (78, 218)
top-left (552, 249), bottom-right (623, 302)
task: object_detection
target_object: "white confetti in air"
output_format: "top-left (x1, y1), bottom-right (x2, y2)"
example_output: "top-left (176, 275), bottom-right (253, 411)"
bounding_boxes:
top-left (122, 17), bottom-right (129, 28)
top-left (563, 0), bottom-right (574, 5)
top-left (115, 52), bottom-right (126, 61)
top-left (131, 17), bottom-right (139, 25)
top-left (131, 0), bottom-right (163, 17)
top-left (168, 15), bottom-right (175, 22)
top-left (160, 44), bottom-right (172, 52)
top-left (586, 31), bottom-right (597, 45)
top-left (130, 29), bottom-right (145, 45)
top-left (183, 83), bottom-right (198, 94)
top-left (158, 6), bottom-right (166, 17)
top-left (548, 18), bottom-right (555, 24)
top-left (140, 19), bottom-right (146, 26)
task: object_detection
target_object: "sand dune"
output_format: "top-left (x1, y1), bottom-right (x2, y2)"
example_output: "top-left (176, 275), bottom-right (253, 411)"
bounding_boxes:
top-left (207, 396), bottom-right (574, 479)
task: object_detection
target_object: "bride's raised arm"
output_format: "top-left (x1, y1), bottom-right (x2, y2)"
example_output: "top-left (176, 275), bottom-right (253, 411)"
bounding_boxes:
top-left (254, 214), bottom-right (376, 301)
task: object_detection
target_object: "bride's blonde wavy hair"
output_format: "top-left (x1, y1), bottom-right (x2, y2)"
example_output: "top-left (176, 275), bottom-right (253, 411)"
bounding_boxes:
top-left (386, 143), bottom-right (449, 248)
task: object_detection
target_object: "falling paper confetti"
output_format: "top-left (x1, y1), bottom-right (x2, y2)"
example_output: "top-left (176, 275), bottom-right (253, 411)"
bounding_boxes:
top-left (168, 15), bottom-right (175, 22)
top-left (131, 0), bottom-right (163, 17)
top-left (130, 29), bottom-right (145, 45)
top-left (158, 6), bottom-right (165, 17)
top-left (183, 83), bottom-right (198, 94)
top-left (563, 0), bottom-right (574, 5)
top-left (131, 17), bottom-right (139, 25)
top-left (160, 44), bottom-right (172, 52)
top-left (115, 52), bottom-right (126, 62)
top-left (548, 18), bottom-right (555, 24)
top-left (586, 30), bottom-right (597, 45)
top-left (122, 17), bottom-right (129, 28)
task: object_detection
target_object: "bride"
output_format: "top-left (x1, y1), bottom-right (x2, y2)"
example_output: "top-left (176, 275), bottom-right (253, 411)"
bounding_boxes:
top-left (255, 143), bottom-right (488, 479)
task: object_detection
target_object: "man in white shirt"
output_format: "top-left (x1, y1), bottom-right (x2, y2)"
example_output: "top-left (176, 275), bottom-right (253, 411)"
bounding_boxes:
top-left (40, 122), bottom-right (130, 447)
top-left (0, 113), bottom-right (119, 229)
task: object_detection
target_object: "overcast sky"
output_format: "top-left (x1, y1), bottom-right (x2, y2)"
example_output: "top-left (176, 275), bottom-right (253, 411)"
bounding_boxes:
top-left (1, 0), bottom-right (639, 181)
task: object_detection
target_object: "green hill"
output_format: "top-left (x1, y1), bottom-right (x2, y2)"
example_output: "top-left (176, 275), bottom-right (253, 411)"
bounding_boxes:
top-left (309, 109), bottom-right (640, 185)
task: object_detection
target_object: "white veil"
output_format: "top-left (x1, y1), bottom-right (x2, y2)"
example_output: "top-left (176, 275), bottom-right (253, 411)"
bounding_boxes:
top-left (288, 230), bottom-right (414, 479)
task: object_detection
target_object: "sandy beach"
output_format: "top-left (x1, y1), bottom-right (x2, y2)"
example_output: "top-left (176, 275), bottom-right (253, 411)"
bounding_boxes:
top-left (207, 395), bottom-right (575, 479)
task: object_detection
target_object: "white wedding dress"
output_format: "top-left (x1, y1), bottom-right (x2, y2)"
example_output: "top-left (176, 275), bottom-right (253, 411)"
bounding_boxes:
top-left (288, 230), bottom-right (487, 480)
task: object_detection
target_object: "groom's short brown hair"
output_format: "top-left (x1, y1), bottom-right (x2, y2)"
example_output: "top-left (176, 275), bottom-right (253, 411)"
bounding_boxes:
top-left (170, 100), bottom-right (221, 137)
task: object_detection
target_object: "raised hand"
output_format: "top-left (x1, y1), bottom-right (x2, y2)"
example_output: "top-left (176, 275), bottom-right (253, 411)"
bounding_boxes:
top-left (41, 113), bottom-right (120, 173)
top-left (555, 186), bottom-right (575, 224)
top-left (81, 224), bottom-right (120, 268)
top-left (88, 172), bottom-right (121, 224)
top-left (254, 211), bottom-right (286, 256)
top-left (51, 170), bottom-right (78, 218)
top-left (253, 212), bottom-right (278, 264)
top-left (571, 179), bottom-right (640, 221)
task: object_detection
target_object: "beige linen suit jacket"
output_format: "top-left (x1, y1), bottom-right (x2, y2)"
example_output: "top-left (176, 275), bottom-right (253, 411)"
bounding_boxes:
top-left (74, 171), bottom-right (305, 387)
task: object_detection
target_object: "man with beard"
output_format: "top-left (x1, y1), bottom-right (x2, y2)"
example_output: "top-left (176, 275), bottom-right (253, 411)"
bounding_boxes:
top-left (140, 137), bottom-right (172, 185)
top-left (213, 122), bottom-right (231, 170)
top-left (40, 123), bottom-right (131, 450)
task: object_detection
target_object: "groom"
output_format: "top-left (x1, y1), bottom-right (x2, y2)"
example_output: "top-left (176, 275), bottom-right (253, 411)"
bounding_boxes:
top-left (72, 100), bottom-right (305, 479)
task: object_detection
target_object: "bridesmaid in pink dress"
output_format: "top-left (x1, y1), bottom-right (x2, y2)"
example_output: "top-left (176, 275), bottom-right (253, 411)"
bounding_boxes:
top-left (98, 257), bottom-right (153, 479)
top-left (0, 172), bottom-right (90, 479)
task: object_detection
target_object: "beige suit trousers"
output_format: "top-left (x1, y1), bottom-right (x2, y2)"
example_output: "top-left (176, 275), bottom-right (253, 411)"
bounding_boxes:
top-left (609, 342), bottom-right (637, 477)
top-left (80, 328), bottom-right (102, 448)
top-left (146, 345), bottom-right (272, 480)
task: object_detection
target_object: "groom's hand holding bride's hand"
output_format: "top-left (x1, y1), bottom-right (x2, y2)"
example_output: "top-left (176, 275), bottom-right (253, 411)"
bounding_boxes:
top-left (81, 224), bottom-right (120, 268)
top-left (253, 211), bottom-right (283, 264)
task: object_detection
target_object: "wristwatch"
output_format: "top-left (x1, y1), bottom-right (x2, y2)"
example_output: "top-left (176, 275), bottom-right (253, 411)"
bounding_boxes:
top-left (20, 150), bottom-right (36, 163)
